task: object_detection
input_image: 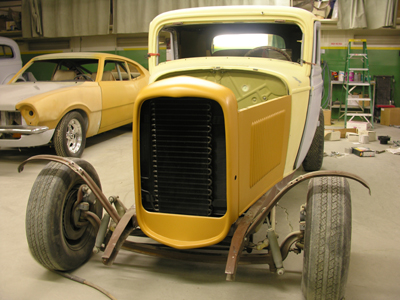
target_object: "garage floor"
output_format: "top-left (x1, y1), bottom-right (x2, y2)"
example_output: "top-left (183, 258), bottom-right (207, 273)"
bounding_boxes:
top-left (1, 123), bottom-right (400, 300)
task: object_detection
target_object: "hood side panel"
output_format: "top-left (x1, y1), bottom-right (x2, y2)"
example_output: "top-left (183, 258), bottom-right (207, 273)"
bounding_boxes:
top-left (0, 82), bottom-right (82, 111)
top-left (158, 69), bottom-right (288, 110)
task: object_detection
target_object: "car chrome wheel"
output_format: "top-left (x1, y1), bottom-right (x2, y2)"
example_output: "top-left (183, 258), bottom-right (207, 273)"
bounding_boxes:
top-left (54, 111), bottom-right (86, 157)
top-left (66, 118), bottom-right (83, 154)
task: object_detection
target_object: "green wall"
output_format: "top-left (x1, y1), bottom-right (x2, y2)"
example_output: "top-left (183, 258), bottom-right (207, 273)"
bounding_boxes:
top-left (321, 47), bottom-right (400, 118)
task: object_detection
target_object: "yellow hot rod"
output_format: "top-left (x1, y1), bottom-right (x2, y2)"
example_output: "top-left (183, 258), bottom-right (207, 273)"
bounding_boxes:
top-left (20, 6), bottom-right (369, 299)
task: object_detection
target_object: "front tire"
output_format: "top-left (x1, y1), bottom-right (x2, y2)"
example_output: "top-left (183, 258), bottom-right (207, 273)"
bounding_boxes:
top-left (25, 159), bottom-right (102, 271)
top-left (54, 111), bottom-right (86, 157)
top-left (301, 176), bottom-right (351, 300)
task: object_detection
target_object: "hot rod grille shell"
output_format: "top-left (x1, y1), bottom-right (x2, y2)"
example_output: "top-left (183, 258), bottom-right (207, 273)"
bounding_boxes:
top-left (139, 98), bottom-right (227, 217)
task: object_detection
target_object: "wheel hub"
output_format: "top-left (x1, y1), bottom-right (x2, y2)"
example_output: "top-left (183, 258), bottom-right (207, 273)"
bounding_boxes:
top-left (66, 118), bottom-right (83, 154)
top-left (63, 189), bottom-right (86, 242)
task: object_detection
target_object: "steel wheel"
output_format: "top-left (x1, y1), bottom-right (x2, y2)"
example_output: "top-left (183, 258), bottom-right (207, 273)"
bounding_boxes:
top-left (25, 158), bottom-right (102, 271)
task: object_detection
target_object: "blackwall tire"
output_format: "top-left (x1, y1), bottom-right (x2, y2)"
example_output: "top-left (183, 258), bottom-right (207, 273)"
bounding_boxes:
top-left (301, 176), bottom-right (351, 300)
top-left (25, 159), bottom-right (102, 271)
top-left (54, 111), bottom-right (86, 158)
top-left (302, 108), bottom-right (324, 172)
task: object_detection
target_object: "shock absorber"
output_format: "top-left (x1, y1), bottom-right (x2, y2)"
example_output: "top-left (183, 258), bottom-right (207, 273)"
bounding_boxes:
top-left (266, 218), bottom-right (285, 275)
top-left (93, 214), bottom-right (111, 254)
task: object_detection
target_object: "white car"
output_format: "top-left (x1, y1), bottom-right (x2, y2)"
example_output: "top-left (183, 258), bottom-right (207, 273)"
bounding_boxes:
top-left (0, 36), bottom-right (22, 84)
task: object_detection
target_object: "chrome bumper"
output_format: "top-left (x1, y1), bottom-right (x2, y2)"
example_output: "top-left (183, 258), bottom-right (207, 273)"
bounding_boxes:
top-left (0, 125), bottom-right (54, 148)
top-left (0, 125), bottom-right (49, 134)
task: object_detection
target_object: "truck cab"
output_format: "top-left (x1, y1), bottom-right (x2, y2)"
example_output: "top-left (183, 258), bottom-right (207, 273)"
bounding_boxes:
top-left (0, 36), bottom-right (22, 84)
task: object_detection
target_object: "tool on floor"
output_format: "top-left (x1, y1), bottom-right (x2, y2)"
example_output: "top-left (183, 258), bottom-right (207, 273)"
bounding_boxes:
top-left (378, 136), bottom-right (391, 144)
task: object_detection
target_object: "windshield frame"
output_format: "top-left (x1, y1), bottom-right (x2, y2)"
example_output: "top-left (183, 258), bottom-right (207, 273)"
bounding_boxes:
top-left (157, 21), bottom-right (304, 64)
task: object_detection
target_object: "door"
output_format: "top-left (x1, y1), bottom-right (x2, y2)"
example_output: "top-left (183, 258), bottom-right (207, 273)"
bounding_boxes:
top-left (294, 21), bottom-right (323, 169)
top-left (98, 60), bottom-right (147, 133)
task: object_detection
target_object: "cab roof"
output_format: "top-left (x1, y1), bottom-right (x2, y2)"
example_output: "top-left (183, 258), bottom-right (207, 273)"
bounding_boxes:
top-left (149, 5), bottom-right (317, 31)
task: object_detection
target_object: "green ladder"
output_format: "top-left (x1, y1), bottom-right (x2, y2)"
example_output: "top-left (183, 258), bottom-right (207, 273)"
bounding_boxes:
top-left (342, 39), bottom-right (374, 128)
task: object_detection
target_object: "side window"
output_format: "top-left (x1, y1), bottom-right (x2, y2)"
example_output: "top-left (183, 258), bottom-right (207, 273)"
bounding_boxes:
top-left (127, 62), bottom-right (142, 79)
top-left (104, 60), bottom-right (129, 81)
top-left (0, 45), bottom-right (14, 59)
top-left (26, 61), bottom-right (59, 81)
top-left (158, 30), bottom-right (174, 64)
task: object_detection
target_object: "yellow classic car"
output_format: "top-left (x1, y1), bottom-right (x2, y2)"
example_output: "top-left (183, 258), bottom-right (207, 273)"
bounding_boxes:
top-left (20, 6), bottom-right (370, 300)
top-left (0, 52), bottom-right (149, 157)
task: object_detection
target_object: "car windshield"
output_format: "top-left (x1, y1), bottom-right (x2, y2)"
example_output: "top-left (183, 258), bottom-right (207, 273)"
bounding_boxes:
top-left (159, 22), bottom-right (303, 63)
top-left (19, 58), bottom-right (99, 82)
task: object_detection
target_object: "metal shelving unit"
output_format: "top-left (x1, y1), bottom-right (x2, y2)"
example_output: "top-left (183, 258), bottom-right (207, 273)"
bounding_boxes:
top-left (342, 39), bottom-right (374, 128)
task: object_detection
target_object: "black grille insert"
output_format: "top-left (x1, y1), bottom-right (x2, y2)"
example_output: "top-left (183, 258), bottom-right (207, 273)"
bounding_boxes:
top-left (139, 98), bottom-right (226, 217)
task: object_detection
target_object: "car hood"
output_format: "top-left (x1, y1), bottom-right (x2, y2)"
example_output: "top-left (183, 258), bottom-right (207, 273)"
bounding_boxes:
top-left (151, 57), bottom-right (310, 94)
top-left (0, 82), bottom-right (79, 111)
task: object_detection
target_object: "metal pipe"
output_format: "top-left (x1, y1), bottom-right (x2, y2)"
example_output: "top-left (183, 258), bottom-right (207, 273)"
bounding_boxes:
top-left (82, 211), bottom-right (100, 234)
top-left (270, 206), bottom-right (276, 231)
top-left (83, 211), bottom-right (102, 228)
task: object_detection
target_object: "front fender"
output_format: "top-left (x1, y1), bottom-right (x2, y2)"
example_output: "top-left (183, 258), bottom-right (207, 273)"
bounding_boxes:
top-left (15, 83), bottom-right (102, 135)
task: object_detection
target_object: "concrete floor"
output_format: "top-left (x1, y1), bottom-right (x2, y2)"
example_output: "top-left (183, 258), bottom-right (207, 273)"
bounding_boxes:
top-left (1, 123), bottom-right (400, 300)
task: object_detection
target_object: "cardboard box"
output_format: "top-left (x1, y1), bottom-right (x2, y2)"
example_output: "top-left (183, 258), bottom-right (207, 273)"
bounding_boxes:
top-left (6, 21), bottom-right (16, 31)
top-left (359, 100), bottom-right (370, 108)
top-left (346, 121), bottom-right (371, 131)
top-left (359, 135), bottom-right (369, 144)
top-left (358, 130), bottom-right (376, 142)
top-left (381, 108), bottom-right (400, 126)
top-left (323, 109), bottom-right (331, 126)
top-left (346, 133), bottom-right (359, 142)
top-left (348, 95), bottom-right (360, 106)
top-left (334, 128), bottom-right (357, 138)
top-left (352, 147), bottom-right (375, 157)
top-left (324, 130), bottom-right (340, 141)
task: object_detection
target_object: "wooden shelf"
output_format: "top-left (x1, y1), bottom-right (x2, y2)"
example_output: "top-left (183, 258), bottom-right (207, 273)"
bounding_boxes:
top-left (0, 30), bottom-right (22, 38)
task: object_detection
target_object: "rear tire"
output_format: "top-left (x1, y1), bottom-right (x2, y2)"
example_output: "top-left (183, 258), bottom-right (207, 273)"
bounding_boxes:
top-left (54, 111), bottom-right (86, 158)
top-left (25, 158), bottom-right (102, 271)
top-left (302, 109), bottom-right (324, 172)
top-left (301, 176), bottom-right (351, 300)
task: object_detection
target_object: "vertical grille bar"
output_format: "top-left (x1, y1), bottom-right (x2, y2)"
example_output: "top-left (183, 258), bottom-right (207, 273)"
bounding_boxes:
top-left (140, 98), bottom-right (227, 217)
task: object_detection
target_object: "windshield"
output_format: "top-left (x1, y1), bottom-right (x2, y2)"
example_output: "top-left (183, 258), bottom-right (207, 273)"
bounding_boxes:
top-left (212, 34), bottom-right (284, 52)
top-left (159, 22), bottom-right (302, 64)
top-left (19, 58), bottom-right (99, 82)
